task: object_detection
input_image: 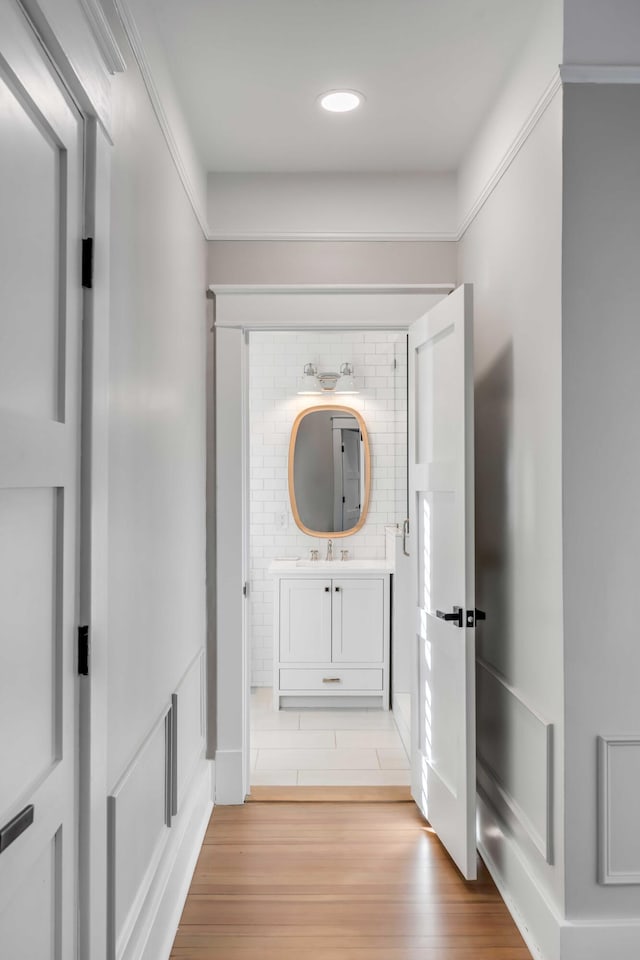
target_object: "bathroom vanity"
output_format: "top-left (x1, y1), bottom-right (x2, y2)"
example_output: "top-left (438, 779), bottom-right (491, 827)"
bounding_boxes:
top-left (269, 559), bottom-right (391, 710)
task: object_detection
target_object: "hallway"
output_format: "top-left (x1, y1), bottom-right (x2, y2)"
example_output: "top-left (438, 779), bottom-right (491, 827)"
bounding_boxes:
top-left (169, 801), bottom-right (531, 959)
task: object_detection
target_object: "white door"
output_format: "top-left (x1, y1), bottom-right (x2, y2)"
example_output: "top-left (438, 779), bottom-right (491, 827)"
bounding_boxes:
top-left (408, 284), bottom-right (477, 880)
top-left (280, 579), bottom-right (332, 662)
top-left (332, 579), bottom-right (384, 663)
top-left (0, 2), bottom-right (83, 955)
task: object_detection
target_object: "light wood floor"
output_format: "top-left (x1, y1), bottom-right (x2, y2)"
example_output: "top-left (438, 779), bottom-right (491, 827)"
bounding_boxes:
top-left (170, 801), bottom-right (532, 960)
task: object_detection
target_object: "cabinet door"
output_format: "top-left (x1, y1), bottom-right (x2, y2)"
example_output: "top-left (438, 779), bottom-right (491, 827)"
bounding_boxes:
top-left (280, 579), bottom-right (332, 662)
top-left (332, 579), bottom-right (384, 663)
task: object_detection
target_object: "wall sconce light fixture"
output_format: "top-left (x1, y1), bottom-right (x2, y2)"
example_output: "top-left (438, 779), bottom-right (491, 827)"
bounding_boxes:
top-left (297, 362), bottom-right (359, 395)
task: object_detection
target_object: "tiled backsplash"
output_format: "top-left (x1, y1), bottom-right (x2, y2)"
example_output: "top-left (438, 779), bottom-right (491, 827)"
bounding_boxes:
top-left (248, 330), bottom-right (407, 686)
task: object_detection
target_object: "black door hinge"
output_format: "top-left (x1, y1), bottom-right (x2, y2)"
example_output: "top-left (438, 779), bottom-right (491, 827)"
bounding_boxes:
top-left (78, 625), bottom-right (89, 676)
top-left (82, 237), bottom-right (94, 289)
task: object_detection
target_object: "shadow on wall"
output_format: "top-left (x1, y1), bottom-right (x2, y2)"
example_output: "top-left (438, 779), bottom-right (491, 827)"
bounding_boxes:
top-left (475, 341), bottom-right (513, 679)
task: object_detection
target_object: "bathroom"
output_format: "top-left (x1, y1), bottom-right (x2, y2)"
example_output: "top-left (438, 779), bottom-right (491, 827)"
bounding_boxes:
top-left (247, 329), bottom-right (412, 791)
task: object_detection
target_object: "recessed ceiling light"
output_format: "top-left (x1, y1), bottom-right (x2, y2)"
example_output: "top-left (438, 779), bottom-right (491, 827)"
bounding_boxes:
top-left (319, 89), bottom-right (364, 113)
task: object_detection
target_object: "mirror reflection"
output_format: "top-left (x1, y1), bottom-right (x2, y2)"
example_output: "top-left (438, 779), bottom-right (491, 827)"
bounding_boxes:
top-left (289, 406), bottom-right (370, 536)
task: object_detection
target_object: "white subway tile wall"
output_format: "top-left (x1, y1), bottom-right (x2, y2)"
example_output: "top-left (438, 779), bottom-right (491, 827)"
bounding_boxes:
top-left (248, 331), bottom-right (408, 685)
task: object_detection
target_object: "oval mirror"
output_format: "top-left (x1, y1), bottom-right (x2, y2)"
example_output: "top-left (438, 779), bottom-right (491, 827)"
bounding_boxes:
top-left (288, 405), bottom-right (370, 537)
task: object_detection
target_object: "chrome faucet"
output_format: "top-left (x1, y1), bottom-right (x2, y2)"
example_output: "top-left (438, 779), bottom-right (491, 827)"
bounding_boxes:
top-left (325, 539), bottom-right (333, 561)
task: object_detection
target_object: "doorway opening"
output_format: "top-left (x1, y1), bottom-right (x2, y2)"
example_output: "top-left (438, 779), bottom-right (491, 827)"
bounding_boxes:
top-left (246, 329), bottom-right (410, 796)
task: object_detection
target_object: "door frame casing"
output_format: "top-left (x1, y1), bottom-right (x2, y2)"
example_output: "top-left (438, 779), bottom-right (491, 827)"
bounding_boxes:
top-left (211, 283), bottom-right (453, 804)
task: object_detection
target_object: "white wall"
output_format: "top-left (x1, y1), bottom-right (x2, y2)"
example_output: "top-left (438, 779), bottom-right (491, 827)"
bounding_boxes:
top-left (207, 172), bottom-right (457, 240)
top-left (458, 83), bottom-right (565, 960)
top-left (104, 13), bottom-right (211, 957)
top-left (562, 82), bottom-right (640, 929)
top-left (248, 330), bottom-right (406, 686)
top-left (107, 31), bottom-right (207, 788)
top-left (207, 239), bottom-right (457, 286)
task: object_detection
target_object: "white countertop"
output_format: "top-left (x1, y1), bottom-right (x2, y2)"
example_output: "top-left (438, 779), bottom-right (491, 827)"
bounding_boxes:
top-left (269, 558), bottom-right (394, 575)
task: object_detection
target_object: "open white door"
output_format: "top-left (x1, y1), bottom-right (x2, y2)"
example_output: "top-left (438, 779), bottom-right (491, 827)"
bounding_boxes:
top-left (408, 284), bottom-right (477, 880)
top-left (0, 3), bottom-right (83, 955)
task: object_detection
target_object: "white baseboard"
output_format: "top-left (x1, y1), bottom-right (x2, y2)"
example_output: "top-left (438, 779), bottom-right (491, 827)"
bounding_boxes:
top-left (478, 791), bottom-right (640, 960)
top-left (561, 921), bottom-right (640, 960)
top-left (121, 759), bottom-right (213, 960)
top-left (477, 791), bottom-right (562, 960)
top-left (214, 748), bottom-right (245, 804)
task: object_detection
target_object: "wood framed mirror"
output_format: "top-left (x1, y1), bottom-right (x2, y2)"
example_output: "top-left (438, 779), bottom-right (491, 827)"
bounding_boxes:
top-left (288, 404), bottom-right (371, 538)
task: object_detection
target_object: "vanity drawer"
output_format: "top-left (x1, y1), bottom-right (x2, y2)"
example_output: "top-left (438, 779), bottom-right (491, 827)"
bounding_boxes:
top-left (279, 668), bottom-right (383, 692)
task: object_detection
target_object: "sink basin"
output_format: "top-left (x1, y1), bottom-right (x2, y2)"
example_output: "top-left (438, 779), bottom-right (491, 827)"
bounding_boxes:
top-left (269, 558), bottom-right (393, 574)
top-left (295, 559), bottom-right (347, 566)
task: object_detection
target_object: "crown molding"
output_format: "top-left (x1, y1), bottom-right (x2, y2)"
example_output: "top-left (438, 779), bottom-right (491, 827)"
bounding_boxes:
top-left (458, 70), bottom-right (562, 240)
top-left (210, 283), bottom-right (456, 296)
top-left (80, 0), bottom-right (126, 74)
top-left (206, 230), bottom-right (458, 243)
top-left (113, 0), bottom-right (210, 238)
top-left (561, 64), bottom-right (640, 84)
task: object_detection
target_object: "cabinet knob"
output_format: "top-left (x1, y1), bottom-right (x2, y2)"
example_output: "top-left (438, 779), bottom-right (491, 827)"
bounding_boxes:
top-left (334, 586), bottom-right (340, 592)
top-left (324, 586), bottom-right (330, 592)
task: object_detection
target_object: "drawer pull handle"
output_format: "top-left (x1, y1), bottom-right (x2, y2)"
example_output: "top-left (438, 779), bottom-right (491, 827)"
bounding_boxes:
top-left (322, 677), bottom-right (342, 683)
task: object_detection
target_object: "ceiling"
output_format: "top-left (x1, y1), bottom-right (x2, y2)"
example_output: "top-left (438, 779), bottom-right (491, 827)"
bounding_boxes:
top-left (147, 0), bottom-right (541, 175)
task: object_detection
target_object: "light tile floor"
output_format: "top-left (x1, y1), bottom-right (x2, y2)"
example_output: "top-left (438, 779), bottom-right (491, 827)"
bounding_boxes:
top-left (250, 687), bottom-right (410, 786)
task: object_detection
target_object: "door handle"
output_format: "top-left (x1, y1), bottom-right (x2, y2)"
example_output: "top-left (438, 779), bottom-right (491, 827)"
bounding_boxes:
top-left (0, 805), bottom-right (34, 854)
top-left (436, 606), bottom-right (463, 628)
top-left (402, 518), bottom-right (410, 557)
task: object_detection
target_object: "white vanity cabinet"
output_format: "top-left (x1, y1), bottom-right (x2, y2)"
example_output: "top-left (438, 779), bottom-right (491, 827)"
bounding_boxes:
top-left (271, 562), bottom-right (390, 709)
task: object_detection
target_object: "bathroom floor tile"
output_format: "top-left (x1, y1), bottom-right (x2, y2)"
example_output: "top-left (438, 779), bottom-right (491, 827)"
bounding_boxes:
top-left (250, 711), bottom-right (300, 731)
top-left (251, 730), bottom-right (335, 750)
top-left (377, 748), bottom-right (411, 770)
top-left (255, 748), bottom-right (379, 771)
top-left (297, 769), bottom-right (411, 786)
top-left (299, 710), bottom-right (397, 731)
top-left (336, 729), bottom-right (405, 750)
top-left (250, 769), bottom-right (298, 786)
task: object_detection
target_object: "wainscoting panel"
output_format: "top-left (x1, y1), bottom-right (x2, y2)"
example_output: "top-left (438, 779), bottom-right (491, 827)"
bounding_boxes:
top-left (476, 659), bottom-right (553, 863)
top-left (175, 651), bottom-right (206, 814)
top-left (598, 735), bottom-right (640, 884)
top-left (108, 711), bottom-right (170, 960)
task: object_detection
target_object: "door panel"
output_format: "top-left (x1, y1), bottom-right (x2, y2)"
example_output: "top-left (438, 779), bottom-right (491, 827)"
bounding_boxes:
top-left (0, 70), bottom-right (61, 422)
top-left (0, 3), bottom-right (83, 956)
top-left (0, 488), bottom-right (59, 813)
top-left (280, 579), bottom-right (332, 662)
top-left (0, 834), bottom-right (60, 960)
top-left (409, 284), bottom-right (476, 880)
top-left (332, 579), bottom-right (384, 663)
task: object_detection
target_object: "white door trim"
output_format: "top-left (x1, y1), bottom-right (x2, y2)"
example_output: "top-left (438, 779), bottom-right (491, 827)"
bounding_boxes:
top-left (212, 283), bottom-right (448, 805)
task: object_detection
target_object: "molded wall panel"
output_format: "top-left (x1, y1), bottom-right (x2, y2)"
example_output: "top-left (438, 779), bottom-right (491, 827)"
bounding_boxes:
top-left (108, 715), bottom-right (168, 960)
top-left (175, 652), bottom-right (206, 812)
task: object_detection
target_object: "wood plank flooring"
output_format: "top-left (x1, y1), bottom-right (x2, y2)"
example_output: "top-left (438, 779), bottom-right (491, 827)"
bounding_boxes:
top-left (170, 801), bottom-right (531, 960)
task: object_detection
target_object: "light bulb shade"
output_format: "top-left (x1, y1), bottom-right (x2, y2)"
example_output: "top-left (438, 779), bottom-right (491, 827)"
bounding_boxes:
top-left (297, 375), bottom-right (321, 395)
top-left (336, 375), bottom-right (357, 394)
top-left (297, 363), bottom-right (322, 395)
top-left (336, 361), bottom-right (358, 394)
